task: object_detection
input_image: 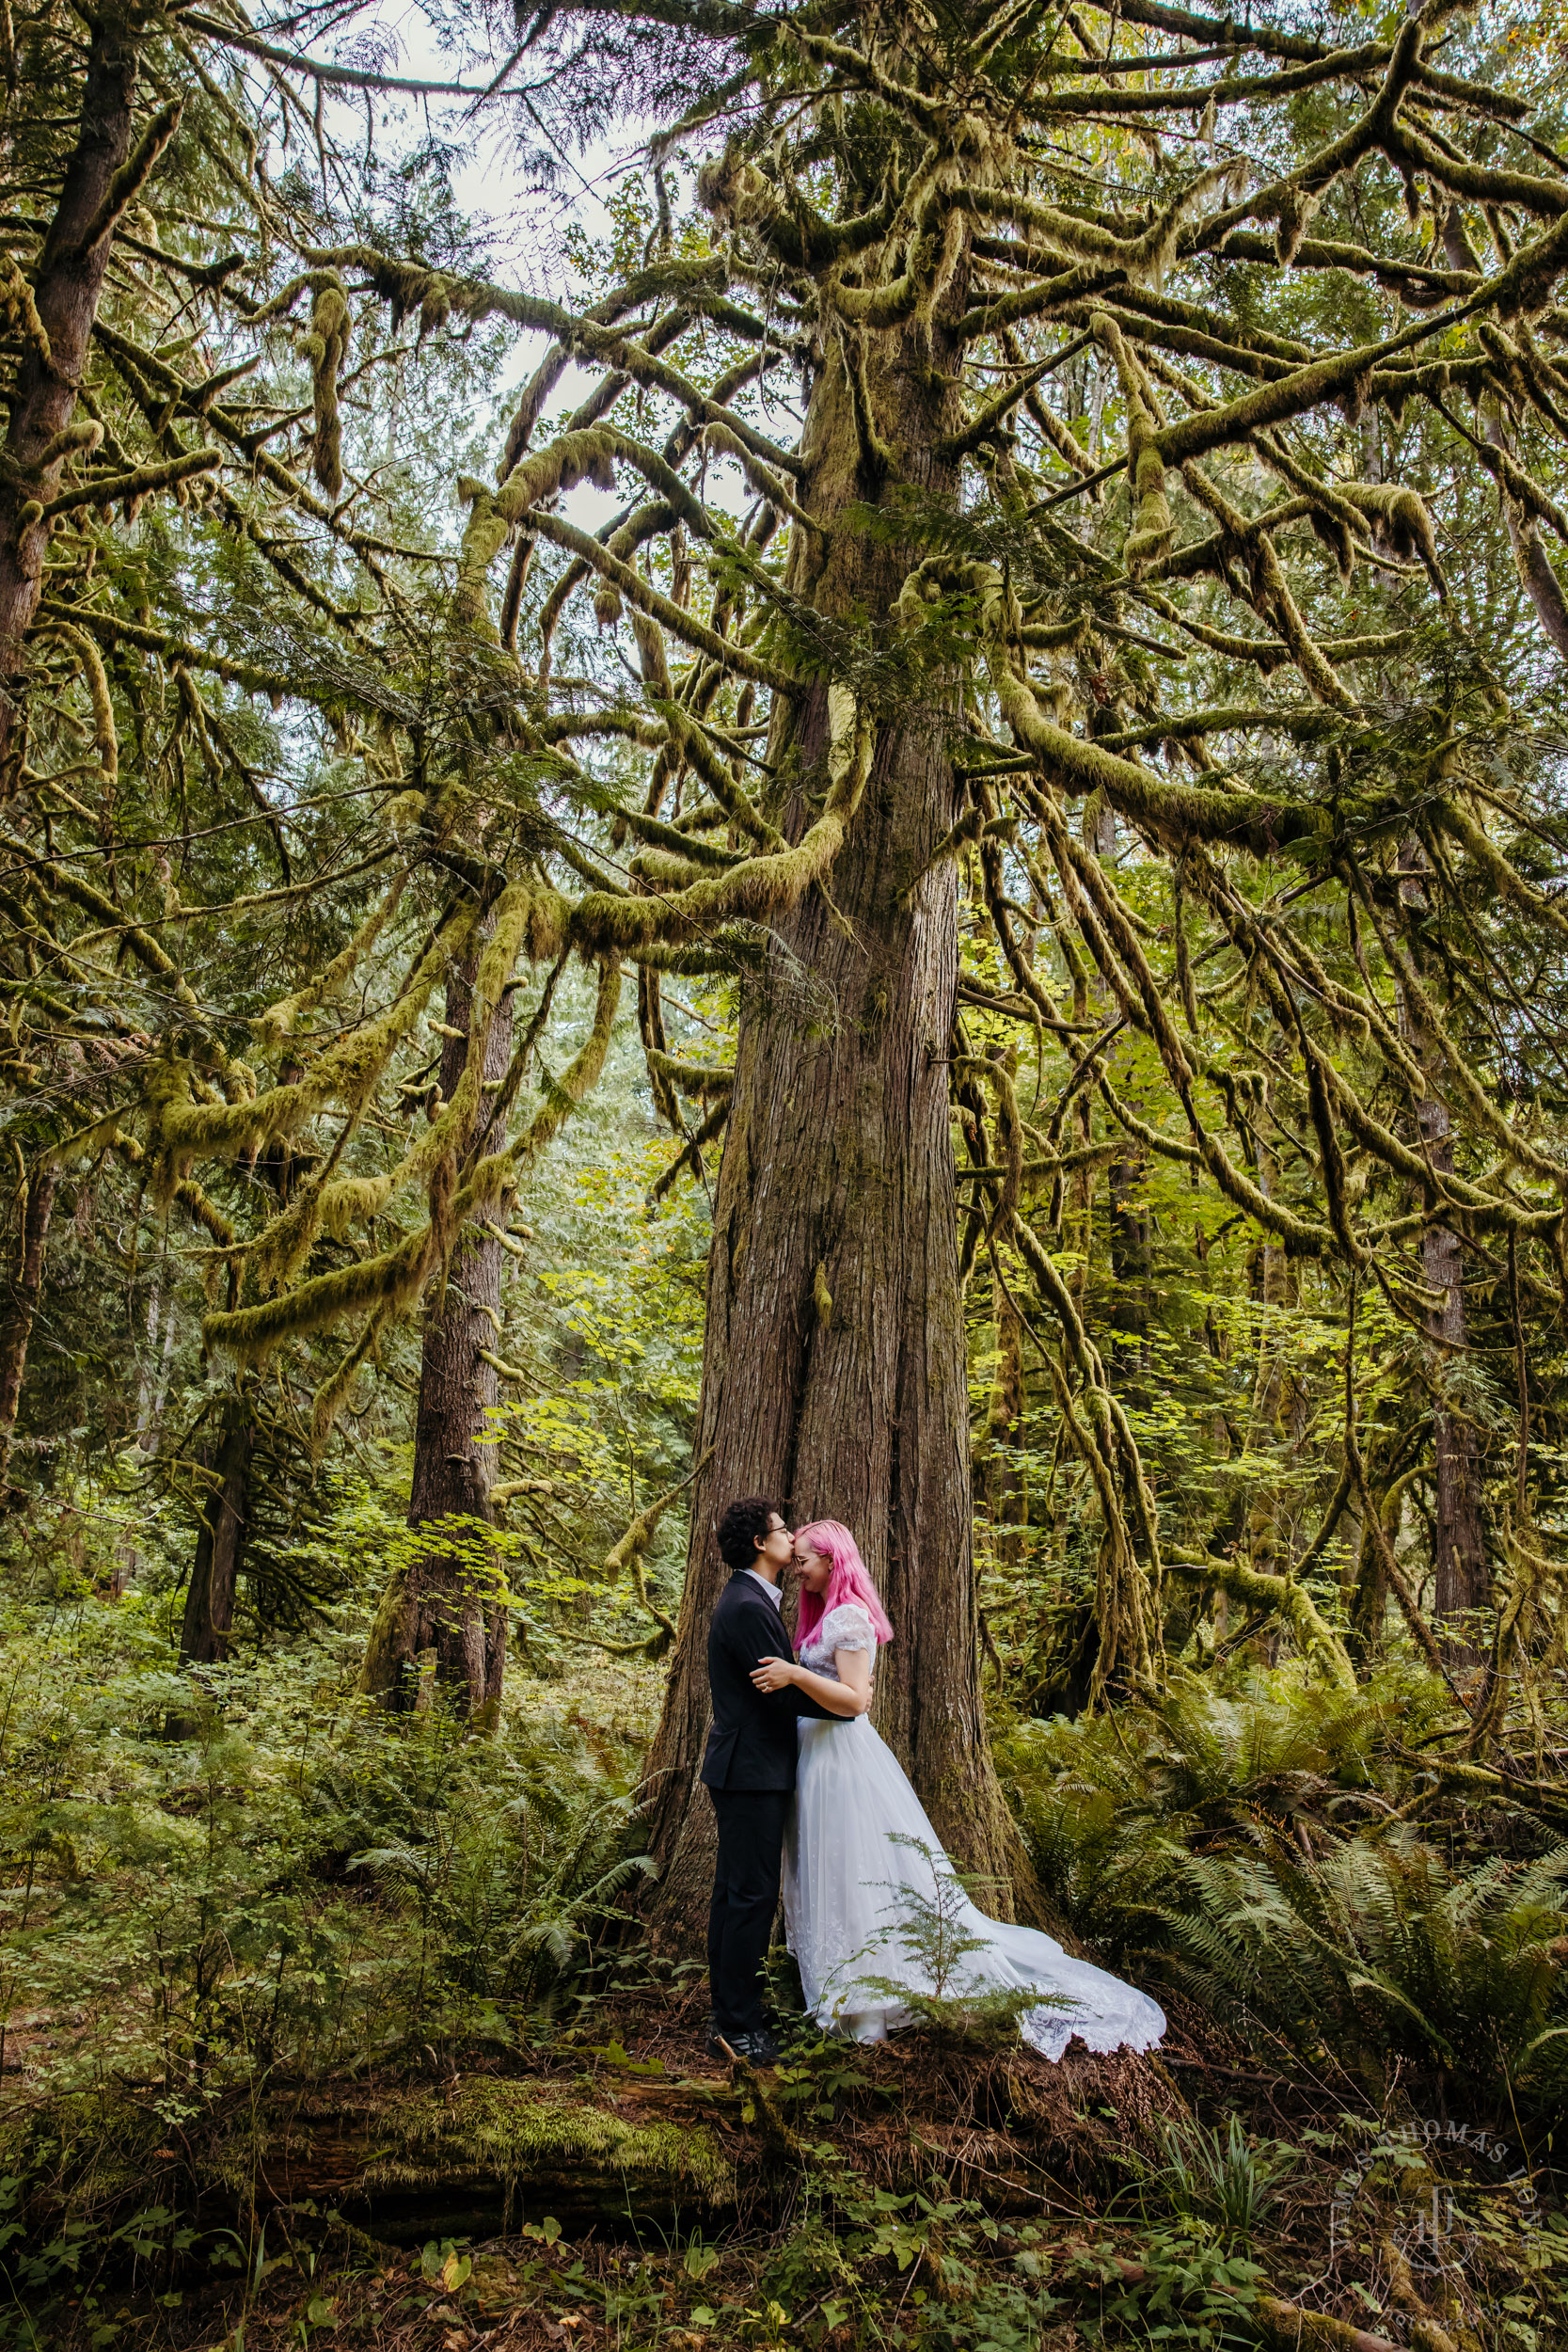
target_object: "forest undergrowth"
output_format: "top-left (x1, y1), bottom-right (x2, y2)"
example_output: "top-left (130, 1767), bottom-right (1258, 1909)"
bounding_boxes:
top-left (3, 1491), bottom-right (1564, 2352)
top-left (7, 0), bottom-right (1568, 2343)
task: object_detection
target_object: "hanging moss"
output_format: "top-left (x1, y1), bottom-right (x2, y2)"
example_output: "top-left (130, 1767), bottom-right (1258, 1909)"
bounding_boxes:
top-left (204, 1223), bottom-right (434, 1365)
top-left (49, 620), bottom-right (117, 785)
top-left (645, 1049), bottom-right (735, 1100)
top-left (452, 479), bottom-right (512, 635)
top-left (1338, 481), bottom-right (1448, 595)
top-left (305, 281), bottom-right (351, 497)
top-left (150, 904), bottom-right (478, 1187)
top-left (309, 1300), bottom-right (390, 1457)
top-left (570, 691), bottom-right (870, 952)
top-left (494, 427), bottom-right (619, 522)
top-left (1092, 312), bottom-right (1172, 575)
top-left (472, 955), bottom-right (624, 1211)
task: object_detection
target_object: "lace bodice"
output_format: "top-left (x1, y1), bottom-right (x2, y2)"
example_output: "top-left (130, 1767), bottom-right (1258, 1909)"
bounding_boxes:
top-left (798, 1602), bottom-right (878, 1681)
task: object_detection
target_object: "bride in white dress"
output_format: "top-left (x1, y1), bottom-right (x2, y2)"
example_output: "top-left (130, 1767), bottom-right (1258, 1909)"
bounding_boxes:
top-left (752, 1519), bottom-right (1165, 2060)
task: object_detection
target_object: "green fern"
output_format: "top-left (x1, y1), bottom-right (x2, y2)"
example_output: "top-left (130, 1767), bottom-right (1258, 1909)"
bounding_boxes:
top-left (1158, 1833), bottom-right (1568, 2107)
top-left (341, 1711), bottom-right (650, 2018)
top-left (998, 1666), bottom-right (1568, 2111)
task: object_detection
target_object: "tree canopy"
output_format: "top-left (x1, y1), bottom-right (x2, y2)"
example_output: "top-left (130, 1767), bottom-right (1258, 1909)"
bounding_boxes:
top-left (2, 0), bottom-right (1567, 1784)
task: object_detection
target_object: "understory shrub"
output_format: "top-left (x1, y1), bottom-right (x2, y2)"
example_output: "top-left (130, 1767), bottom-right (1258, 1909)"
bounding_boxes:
top-left (999, 1665), bottom-right (1568, 2114)
top-left (0, 1569), bottom-right (640, 2111)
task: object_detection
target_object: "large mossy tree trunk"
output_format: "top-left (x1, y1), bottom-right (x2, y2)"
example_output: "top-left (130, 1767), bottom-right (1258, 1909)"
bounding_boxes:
top-left (363, 951), bottom-right (515, 1718)
top-left (0, 1162), bottom-right (58, 1487)
top-left (642, 240), bottom-right (1027, 1947)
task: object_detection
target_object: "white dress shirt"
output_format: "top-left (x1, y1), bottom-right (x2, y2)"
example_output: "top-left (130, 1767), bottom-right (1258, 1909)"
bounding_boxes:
top-left (741, 1568), bottom-right (784, 1616)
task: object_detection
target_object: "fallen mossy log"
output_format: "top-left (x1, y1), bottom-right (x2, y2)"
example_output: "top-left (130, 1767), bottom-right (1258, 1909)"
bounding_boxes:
top-left (2, 2073), bottom-right (740, 2252)
top-left (207, 2074), bottom-right (740, 2241)
top-left (9, 2030), bottom-right (1183, 2258)
top-left (208, 2039), bottom-right (1176, 2238)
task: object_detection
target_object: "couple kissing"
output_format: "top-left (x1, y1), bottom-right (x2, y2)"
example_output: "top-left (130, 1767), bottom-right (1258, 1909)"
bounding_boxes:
top-left (700, 1495), bottom-right (1165, 2068)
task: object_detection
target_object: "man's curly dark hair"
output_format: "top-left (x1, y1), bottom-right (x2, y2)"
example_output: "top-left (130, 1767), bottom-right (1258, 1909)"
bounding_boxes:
top-left (717, 1494), bottom-right (780, 1572)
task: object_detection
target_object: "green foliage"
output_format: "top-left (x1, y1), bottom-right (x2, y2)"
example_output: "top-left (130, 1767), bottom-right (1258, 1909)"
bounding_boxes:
top-left (837, 1836), bottom-right (1060, 2049)
top-left (0, 1546), bottom-right (642, 2107)
top-left (1164, 1831), bottom-right (1568, 2114)
top-left (1001, 1662), bottom-right (1443, 1924)
top-left (1135, 2115), bottom-right (1297, 2253)
top-left (486, 1062), bottom-right (710, 1639)
top-left (1001, 1667), bottom-right (1568, 2112)
top-left (1066, 2228), bottom-right (1263, 2352)
top-left (675, 2153), bottom-right (1060, 2352)
top-left (0, 2176), bottom-right (215, 2352)
top-left (341, 1733), bottom-right (649, 2019)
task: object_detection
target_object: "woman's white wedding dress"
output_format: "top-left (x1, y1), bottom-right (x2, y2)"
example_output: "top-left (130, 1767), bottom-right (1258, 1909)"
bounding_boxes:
top-left (781, 1603), bottom-right (1165, 2060)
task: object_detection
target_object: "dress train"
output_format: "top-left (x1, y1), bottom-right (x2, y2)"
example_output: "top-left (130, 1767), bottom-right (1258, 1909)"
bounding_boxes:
top-left (781, 1605), bottom-right (1165, 2061)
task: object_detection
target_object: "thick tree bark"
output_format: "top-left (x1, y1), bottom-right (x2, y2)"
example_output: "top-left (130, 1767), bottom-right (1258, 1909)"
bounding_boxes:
top-left (641, 232), bottom-right (1026, 1948)
top-left (179, 1403), bottom-right (252, 1666)
top-left (0, 1163), bottom-right (58, 1486)
top-left (363, 953), bottom-right (515, 1717)
top-left (0, 14), bottom-right (140, 775)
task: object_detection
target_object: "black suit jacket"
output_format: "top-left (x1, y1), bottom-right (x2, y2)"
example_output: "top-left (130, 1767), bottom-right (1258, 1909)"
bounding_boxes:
top-left (701, 1571), bottom-right (835, 1791)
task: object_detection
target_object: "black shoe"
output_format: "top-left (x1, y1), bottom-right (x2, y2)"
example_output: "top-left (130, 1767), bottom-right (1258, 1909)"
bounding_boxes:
top-left (729, 2028), bottom-right (781, 2066)
top-left (705, 2023), bottom-right (780, 2066)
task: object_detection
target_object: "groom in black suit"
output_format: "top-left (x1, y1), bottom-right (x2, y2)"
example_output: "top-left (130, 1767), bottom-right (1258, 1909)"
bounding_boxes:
top-left (702, 1494), bottom-right (833, 2063)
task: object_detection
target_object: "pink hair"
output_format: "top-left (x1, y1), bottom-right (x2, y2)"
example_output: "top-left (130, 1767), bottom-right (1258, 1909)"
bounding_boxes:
top-left (793, 1519), bottom-right (894, 1649)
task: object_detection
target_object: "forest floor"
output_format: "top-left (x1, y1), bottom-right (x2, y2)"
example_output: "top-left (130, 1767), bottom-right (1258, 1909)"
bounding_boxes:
top-left (32, 1972), bottom-right (1567, 2352)
top-left (8, 1585), bottom-right (1565, 2350)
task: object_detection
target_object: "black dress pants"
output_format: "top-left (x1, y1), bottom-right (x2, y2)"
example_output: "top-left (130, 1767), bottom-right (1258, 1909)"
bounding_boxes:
top-left (707, 1786), bottom-right (791, 2037)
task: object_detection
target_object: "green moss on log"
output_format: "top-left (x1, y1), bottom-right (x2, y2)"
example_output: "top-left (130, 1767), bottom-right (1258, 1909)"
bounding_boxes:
top-left (372, 2080), bottom-right (731, 2202)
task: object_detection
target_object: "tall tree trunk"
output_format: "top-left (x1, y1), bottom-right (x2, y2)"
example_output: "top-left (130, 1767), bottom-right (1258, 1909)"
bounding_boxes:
top-left (1421, 1184), bottom-right (1487, 1633)
top-left (362, 952), bottom-right (515, 1718)
top-left (1396, 842), bottom-right (1488, 1647)
top-left (983, 1269), bottom-right (1026, 1570)
top-left (0, 1163), bottom-right (58, 1486)
top-left (0, 16), bottom-right (142, 776)
top-left (179, 1400), bottom-right (252, 1665)
top-left (641, 229), bottom-right (1025, 1948)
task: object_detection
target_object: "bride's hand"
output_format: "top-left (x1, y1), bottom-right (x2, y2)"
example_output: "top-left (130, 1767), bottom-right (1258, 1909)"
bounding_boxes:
top-left (751, 1655), bottom-right (796, 1692)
